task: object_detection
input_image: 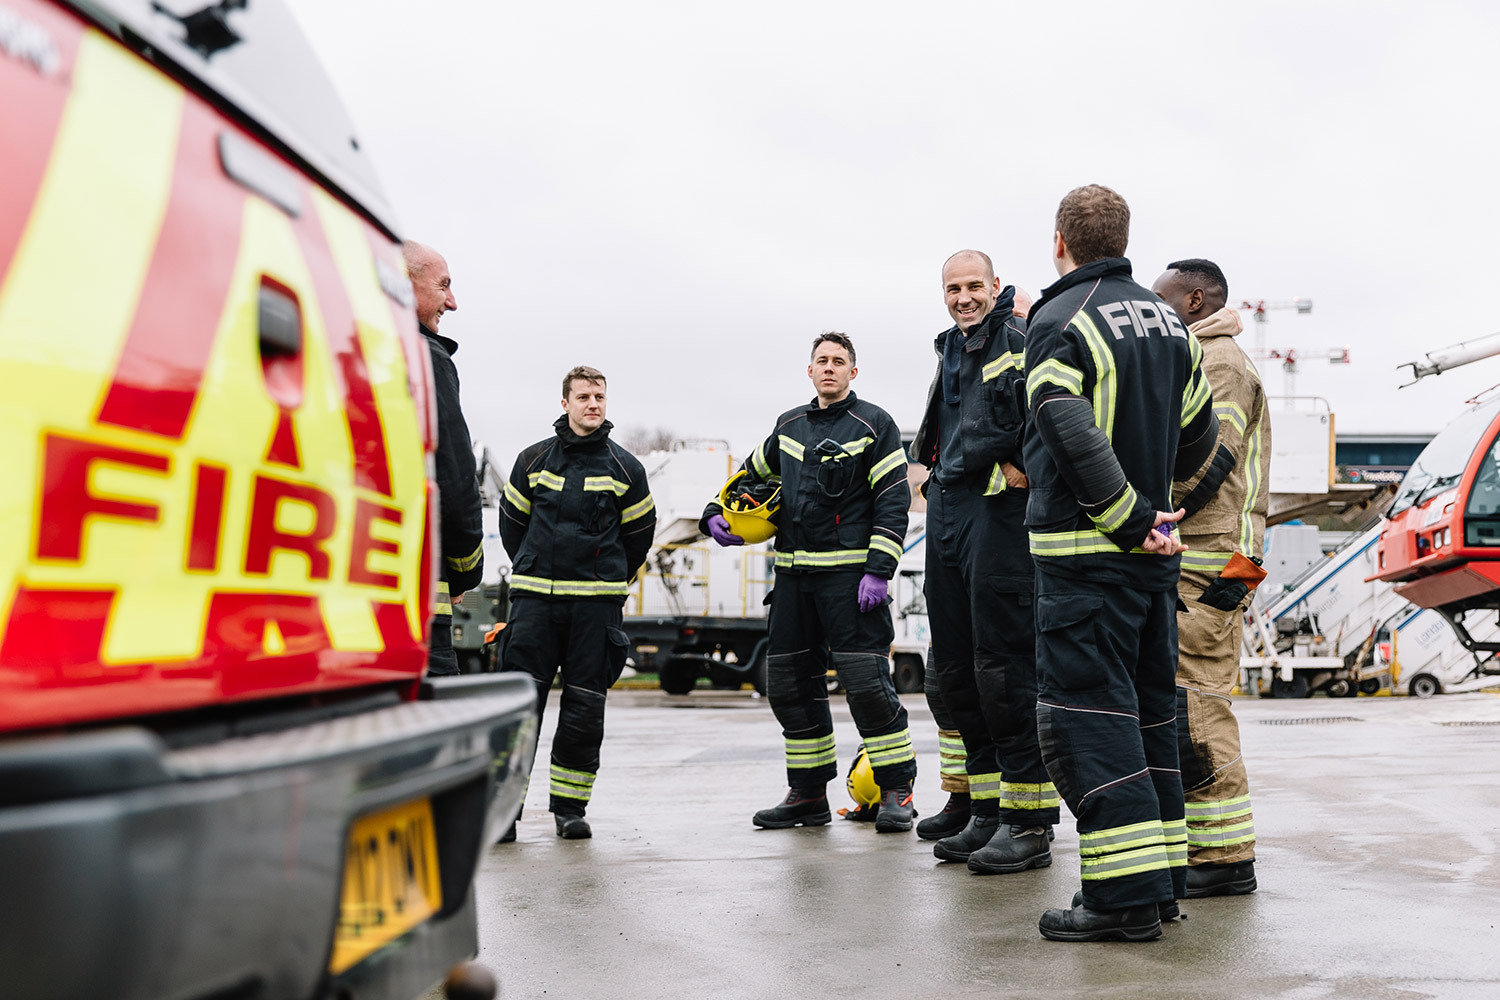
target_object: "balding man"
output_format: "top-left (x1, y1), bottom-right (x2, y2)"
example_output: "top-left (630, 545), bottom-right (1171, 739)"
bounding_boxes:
top-left (909, 250), bottom-right (1059, 873)
top-left (403, 240), bottom-right (484, 677)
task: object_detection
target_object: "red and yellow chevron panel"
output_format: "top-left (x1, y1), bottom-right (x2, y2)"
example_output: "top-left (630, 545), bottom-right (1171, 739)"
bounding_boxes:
top-left (0, 0), bottom-right (436, 732)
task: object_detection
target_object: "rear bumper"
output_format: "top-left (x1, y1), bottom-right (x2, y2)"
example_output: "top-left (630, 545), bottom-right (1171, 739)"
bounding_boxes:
top-left (0, 675), bottom-right (537, 1000)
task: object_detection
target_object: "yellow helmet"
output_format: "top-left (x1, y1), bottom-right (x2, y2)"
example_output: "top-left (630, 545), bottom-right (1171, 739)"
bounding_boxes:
top-left (846, 744), bottom-right (879, 808)
top-left (717, 469), bottom-right (780, 544)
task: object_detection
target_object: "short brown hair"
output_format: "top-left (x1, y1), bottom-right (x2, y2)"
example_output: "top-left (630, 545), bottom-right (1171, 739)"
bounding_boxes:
top-left (810, 331), bottom-right (856, 367)
top-left (1055, 184), bottom-right (1130, 265)
top-left (562, 365), bottom-right (606, 399)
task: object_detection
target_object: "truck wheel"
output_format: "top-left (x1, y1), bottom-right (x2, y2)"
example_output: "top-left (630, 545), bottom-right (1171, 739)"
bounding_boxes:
top-left (707, 664), bottom-right (742, 690)
top-left (1271, 674), bottom-right (1309, 699)
top-left (1409, 674), bottom-right (1442, 699)
top-left (659, 659), bottom-right (698, 695)
top-left (1324, 678), bottom-right (1354, 698)
top-left (1359, 678), bottom-right (1382, 695)
top-left (892, 654), bottom-right (924, 694)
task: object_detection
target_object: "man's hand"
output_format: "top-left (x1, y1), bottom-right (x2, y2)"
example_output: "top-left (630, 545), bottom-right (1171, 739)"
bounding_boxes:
top-left (1001, 462), bottom-right (1028, 489)
top-left (857, 573), bottom-right (888, 613)
top-left (1141, 509), bottom-right (1187, 555)
top-left (706, 514), bottom-right (743, 547)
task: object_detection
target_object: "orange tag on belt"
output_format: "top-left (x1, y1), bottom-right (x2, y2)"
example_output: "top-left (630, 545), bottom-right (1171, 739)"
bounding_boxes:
top-left (1222, 551), bottom-right (1268, 588)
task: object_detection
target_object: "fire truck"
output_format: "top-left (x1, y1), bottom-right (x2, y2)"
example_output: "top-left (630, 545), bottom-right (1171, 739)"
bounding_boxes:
top-left (0, 2), bottom-right (535, 998)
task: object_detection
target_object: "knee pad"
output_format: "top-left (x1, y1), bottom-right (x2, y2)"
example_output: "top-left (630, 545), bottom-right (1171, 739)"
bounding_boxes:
top-left (833, 652), bottom-right (900, 727)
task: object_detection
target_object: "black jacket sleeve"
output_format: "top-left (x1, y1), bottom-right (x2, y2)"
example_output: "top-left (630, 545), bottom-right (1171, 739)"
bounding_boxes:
top-left (863, 416), bottom-right (911, 579)
top-left (499, 447), bottom-right (535, 563)
top-left (617, 453), bottom-right (657, 578)
top-left (430, 342), bottom-right (484, 594)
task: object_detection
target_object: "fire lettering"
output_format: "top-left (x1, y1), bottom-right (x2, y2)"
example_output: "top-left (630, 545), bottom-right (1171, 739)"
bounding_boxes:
top-left (35, 433), bottom-right (170, 562)
top-left (187, 461), bottom-right (228, 572)
top-left (349, 498), bottom-right (403, 589)
top-left (244, 473), bottom-right (336, 580)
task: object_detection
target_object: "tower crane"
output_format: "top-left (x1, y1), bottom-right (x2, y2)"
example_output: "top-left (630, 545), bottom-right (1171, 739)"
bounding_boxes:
top-left (1239, 297), bottom-right (1348, 401)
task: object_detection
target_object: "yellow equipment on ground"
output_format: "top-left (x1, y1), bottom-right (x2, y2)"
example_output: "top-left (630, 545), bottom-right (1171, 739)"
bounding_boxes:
top-left (846, 745), bottom-right (879, 808)
top-left (717, 470), bottom-right (780, 543)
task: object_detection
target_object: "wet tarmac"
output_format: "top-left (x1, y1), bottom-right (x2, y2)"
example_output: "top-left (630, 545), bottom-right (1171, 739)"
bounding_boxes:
top-left (472, 690), bottom-right (1500, 1000)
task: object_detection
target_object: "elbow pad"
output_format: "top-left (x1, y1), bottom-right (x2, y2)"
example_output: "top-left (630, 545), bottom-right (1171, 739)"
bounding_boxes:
top-left (1035, 395), bottom-right (1154, 551)
top-left (1180, 443), bottom-right (1236, 521)
top-left (1034, 395), bottom-right (1125, 506)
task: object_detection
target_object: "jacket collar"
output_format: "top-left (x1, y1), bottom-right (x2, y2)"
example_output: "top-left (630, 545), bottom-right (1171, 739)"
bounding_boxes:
top-left (1189, 306), bottom-right (1243, 341)
top-left (805, 390), bottom-right (857, 416)
top-left (553, 413), bottom-right (612, 448)
top-left (1034, 258), bottom-right (1133, 315)
top-left (932, 285), bottom-right (1018, 355)
top-left (420, 324), bottom-right (459, 357)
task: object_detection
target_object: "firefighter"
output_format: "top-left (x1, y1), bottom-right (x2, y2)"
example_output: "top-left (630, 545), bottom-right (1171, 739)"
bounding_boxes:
top-left (404, 241), bottom-right (484, 677)
top-left (1024, 185), bottom-right (1225, 942)
top-left (499, 366), bottom-right (657, 839)
top-left (1152, 259), bottom-right (1269, 898)
top-left (910, 253), bottom-right (1059, 871)
top-left (702, 333), bottom-right (915, 832)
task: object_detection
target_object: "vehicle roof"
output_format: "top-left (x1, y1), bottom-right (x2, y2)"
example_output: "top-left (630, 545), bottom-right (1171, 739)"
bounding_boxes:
top-left (68, 0), bottom-right (400, 238)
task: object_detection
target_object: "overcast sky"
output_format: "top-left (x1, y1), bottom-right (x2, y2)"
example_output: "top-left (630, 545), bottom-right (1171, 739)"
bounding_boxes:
top-left (291, 1), bottom-right (1500, 469)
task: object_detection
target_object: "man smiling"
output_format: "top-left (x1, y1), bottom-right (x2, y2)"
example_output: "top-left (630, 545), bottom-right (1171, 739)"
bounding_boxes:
top-left (909, 251), bottom-right (1059, 870)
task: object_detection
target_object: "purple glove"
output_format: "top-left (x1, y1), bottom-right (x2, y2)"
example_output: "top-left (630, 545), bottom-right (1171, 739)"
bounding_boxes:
top-left (857, 573), bottom-right (888, 613)
top-left (707, 514), bottom-right (743, 546)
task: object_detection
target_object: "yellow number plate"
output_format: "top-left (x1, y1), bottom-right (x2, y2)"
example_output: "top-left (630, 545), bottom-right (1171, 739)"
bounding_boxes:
top-left (329, 797), bottom-right (443, 974)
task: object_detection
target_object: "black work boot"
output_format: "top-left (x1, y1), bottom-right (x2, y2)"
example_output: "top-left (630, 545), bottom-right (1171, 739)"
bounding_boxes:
top-left (916, 792), bottom-right (970, 841)
top-left (967, 823), bottom-right (1052, 874)
top-left (498, 822), bottom-right (517, 844)
top-left (752, 787), bottom-right (832, 829)
top-left (554, 813), bottom-right (592, 839)
top-left (1039, 901), bottom-right (1162, 942)
top-left (1185, 859), bottom-right (1257, 898)
top-left (933, 814), bottom-right (999, 863)
top-left (1074, 890), bottom-right (1178, 922)
top-left (874, 783), bottom-right (916, 833)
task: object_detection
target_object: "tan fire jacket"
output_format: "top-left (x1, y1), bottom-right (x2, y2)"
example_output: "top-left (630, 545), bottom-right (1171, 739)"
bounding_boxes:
top-left (1173, 307), bottom-right (1271, 565)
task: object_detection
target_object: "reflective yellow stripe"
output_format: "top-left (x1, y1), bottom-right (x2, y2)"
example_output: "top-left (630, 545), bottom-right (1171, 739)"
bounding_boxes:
top-left (1162, 818), bottom-right (1188, 867)
top-left (968, 772), bottom-right (1003, 800)
top-left (1080, 845), bottom-right (1171, 880)
top-left (503, 480), bottom-right (532, 514)
top-left (786, 733), bottom-right (836, 769)
top-left (1073, 311), bottom-right (1116, 439)
top-left (550, 762), bottom-right (596, 801)
top-left (445, 543), bottom-right (483, 573)
top-left (1181, 369), bottom-right (1211, 427)
top-left (868, 448), bottom-right (906, 486)
top-left (1079, 820), bottom-right (1163, 853)
top-left (778, 435), bottom-right (805, 461)
top-left (820, 436), bottom-right (873, 460)
top-left (752, 442), bottom-right (774, 479)
top-left (982, 351), bottom-right (1024, 382)
top-left (1029, 529), bottom-right (1145, 557)
top-left (1240, 412), bottom-right (1264, 555)
top-left (435, 578), bottom-right (453, 615)
top-left (774, 549), bottom-right (868, 568)
top-left (1184, 794), bottom-right (1252, 819)
top-left (1213, 401), bottom-right (1247, 435)
top-left (983, 462), bottom-right (1007, 496)
top-left (938, 731), bottom-right (967, 774)
top-left (997, 781), bottom-right (1061, 811)
top-left (1026, 358), bottom-right (1084, 404)
top-left (511, 575), bottom-right (629, 597)
top-left (1187, 820), bottom-right (1256, 848)
top-left (1181, 550), bottom-right (1233, 574)
top-left (864, 728), bottom-right (914, 766)
top-left (621, 494), bottom-right (655, 524)
top-left (1091, 484), bottom-right (1139, 534)
top-left (528, 470), bottom-right (566, 491)
top-left (867, 535), bottom-right (903, 562)
top-left (584, 476), bottom-right (630, 495)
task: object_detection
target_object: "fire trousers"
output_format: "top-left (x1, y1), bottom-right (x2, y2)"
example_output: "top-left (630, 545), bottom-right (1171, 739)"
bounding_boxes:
top-left (1177, 554), bottom-right (1256, 865)
top-left (1035, 568), bottom-right (1187, 910)
top-left (923, 672), bottom-right (969, 794)
top-left (502, 597), bottom-right (630, 816)
top-left (767, 570), bottom-right (915, 791)
top-left (926, 482), bottom-right (1058, 826)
